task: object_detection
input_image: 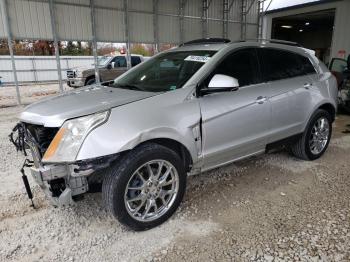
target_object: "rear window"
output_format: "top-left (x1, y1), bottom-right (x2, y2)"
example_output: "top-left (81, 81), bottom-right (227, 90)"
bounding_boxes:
top-left (259, 48), bottom-right (316, 81)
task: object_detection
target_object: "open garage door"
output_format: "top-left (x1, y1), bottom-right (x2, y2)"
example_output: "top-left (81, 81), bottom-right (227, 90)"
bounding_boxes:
top-left (271, 9), bottom-right (335, 64)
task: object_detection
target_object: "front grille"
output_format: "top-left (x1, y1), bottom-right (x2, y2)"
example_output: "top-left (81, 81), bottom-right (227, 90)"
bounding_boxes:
top-left (25, 124), bottom-right (59, 156)
top-left (67, 70), bottom-right (76, 79)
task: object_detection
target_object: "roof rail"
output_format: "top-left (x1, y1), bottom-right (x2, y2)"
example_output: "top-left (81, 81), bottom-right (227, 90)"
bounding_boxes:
top-left (246, 38), bottom-right (302, 47)
top-left (179, 38), bottom-right (231, 46)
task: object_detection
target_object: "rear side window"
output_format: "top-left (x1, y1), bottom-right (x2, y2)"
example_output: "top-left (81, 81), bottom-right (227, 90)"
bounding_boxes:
top-left (131, 56), bottom-right (142, 67)
top-left (259, 48), bottom-right (316, 81)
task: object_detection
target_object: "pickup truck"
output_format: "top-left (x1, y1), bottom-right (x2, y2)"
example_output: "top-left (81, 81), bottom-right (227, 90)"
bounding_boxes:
top-left (66, 54), bottom-right (146, 87)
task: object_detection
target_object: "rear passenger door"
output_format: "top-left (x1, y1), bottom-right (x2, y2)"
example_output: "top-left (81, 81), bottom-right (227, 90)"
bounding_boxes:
top-left (258, 48), bottom-right (316, 142)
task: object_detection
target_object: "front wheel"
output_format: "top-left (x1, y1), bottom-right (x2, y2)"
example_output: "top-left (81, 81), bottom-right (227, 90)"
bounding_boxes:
top-left (289, 109), bottom-right (332, 160)
top-left (85, 77), bottom-right (96, 86)
top-left (102, 143), bottom-right (186, 231)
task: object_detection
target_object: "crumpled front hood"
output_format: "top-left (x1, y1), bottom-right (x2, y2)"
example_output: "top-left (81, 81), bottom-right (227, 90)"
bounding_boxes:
top-left (20, 85), bottom-right (157, 127)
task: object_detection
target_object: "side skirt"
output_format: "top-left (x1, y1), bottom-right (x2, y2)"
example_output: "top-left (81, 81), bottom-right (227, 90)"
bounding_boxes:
top-left (189, 133), bottom-right (304, 176)
top-left (265, 133), bottom-right (303, 153)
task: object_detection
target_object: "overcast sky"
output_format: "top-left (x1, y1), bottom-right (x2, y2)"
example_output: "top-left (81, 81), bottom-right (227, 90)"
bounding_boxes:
top-left (266, 0), bottom-right (321, 11)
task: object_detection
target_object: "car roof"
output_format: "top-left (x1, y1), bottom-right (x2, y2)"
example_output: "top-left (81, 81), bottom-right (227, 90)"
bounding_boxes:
top-left (168, 40), bottom-right (314, 58)
top-left (112, 54), bottom-right (143, 57)
top-left (170, 43), bottom-right (229, 52)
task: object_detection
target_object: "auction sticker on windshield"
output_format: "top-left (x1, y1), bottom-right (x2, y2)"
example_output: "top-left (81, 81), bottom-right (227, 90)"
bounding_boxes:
top-left (184, 55), bottom-right (211, 63)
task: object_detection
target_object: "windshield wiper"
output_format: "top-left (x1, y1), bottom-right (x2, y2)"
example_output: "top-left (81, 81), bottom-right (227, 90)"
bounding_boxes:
top-left (114, 84), bottom-right (144, 91)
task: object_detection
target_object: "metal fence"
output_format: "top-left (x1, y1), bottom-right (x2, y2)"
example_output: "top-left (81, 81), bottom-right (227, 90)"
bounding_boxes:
top-left (0, 55), bottom-right (94, 84)
top-left (0, 0), bottom-right (261, 104)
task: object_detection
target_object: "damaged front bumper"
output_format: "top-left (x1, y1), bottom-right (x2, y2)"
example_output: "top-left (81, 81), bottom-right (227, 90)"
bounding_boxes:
top-left (30, 164), bottom-right (88, 206)
top-left (29, 155), bottom-right (118, 206)
top-left (9, 122), bottom-right (118, 207)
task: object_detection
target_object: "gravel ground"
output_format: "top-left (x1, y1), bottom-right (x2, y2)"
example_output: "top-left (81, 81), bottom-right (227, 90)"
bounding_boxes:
top-left (0, 103), bottom-right (350, 262)
top-left (0, 83), bottom-right (71, 107)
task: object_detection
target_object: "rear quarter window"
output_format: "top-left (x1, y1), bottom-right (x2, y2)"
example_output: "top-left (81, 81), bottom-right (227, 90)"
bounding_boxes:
top-left (299, 55), bottom-right (316, 75)
top-left (259, 48), bottom-right (316, 81)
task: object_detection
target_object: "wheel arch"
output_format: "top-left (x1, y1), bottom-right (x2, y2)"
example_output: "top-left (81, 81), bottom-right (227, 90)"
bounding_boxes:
top-left (318, 103), bottom-right (336, 122)
top-left (132, 138), bottom-right (193, 173)
top-left (84, 74), bottom-right (101, 85)
top-left (301, 101), bottom-right (336, 132)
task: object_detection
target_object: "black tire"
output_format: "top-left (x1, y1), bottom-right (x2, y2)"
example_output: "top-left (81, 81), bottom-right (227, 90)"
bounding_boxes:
top-left (290, 109), bottom-right (332, 160)
top-left (102, 143), bottom-right (187, 231)
top-left (85, 77), bottom-right (96, 86)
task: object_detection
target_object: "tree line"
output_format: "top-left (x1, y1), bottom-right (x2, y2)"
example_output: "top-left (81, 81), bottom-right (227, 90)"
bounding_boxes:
top-left (0, 39), bottom-right (159, 56)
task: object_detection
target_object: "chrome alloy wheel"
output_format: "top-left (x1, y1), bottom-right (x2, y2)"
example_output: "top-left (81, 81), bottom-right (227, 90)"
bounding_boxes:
top-left (124, 160), bottom-right (179, 222)
top-left (309, 117), bottom-right (330, 155)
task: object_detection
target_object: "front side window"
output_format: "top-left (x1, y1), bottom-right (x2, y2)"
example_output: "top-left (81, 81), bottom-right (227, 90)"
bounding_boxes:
top-left (204, 48), bottom-right (259, 87)
top-left (112, 50), bottom-right (216, 92)
top-left (111, 56), bottom-right (127, 67)
top-left (259, 48), bottom-right (316, 81)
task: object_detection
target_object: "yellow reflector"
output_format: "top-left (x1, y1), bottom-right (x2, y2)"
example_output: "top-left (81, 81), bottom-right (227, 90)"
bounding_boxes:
top-left (43, 128), bottom-right (66, 161)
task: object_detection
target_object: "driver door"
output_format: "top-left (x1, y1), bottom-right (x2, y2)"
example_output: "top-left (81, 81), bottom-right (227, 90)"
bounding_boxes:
top-left (102, 56), bottom-right (128, 81)
top-left (199, 48), bottom-right (272, 170)
top-left (328, 57), bottom-right (348, 86)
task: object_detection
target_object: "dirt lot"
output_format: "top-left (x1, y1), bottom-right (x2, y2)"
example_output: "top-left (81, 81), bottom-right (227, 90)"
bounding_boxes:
top-left (0, 83), bottom-right (71, 107)
top-left (0, 101), bottom-right (350, 261)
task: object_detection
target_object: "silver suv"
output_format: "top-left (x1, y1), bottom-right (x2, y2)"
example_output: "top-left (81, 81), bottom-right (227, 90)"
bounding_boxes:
top-left (11, 39), bottom-right (338, 230)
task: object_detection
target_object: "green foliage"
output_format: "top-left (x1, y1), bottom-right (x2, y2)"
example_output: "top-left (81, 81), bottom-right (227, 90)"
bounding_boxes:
top-left (0, 40), bottom-right (161, 57)
top-left (60, 41), bottom-right (92, 56)
top-left (130, 44), bottom-right (152, 56)
top-left (0, 39), bottom-right (9, 55)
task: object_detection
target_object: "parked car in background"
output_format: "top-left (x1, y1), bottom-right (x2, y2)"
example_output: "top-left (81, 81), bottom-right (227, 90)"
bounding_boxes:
top-left (66, 54), bottom-right (146, 87)
top-left (11, 38), bottom-right (337, 231)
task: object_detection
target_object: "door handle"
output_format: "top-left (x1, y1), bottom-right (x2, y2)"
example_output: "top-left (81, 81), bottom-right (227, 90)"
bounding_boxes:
top-left (256, 96), bottom-right (267, 104)
top-left (303, 83), bottom-right (313, 89)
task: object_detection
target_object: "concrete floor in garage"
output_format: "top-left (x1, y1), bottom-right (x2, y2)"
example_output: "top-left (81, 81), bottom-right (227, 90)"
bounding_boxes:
top-left (0, 103), bottom-right (349, 261)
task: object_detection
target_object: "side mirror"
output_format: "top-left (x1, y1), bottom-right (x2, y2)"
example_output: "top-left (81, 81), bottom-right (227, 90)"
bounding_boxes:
top-left (201, 74), bottom-right (239, 95)
top-left (107, 63), bottom-right (112, 70)
top-left (111, 62), bottom-right (116, 68)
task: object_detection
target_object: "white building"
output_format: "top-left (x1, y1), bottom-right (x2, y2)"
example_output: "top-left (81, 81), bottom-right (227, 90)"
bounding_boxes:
top-left (263, 0), bottom-right (350, 63)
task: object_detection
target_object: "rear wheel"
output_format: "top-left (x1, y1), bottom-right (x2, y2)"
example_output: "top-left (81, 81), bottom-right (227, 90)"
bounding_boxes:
top-left (290, 109), bottom-right (332, 160)
top-left (102, 143), bottom-right (186, 231)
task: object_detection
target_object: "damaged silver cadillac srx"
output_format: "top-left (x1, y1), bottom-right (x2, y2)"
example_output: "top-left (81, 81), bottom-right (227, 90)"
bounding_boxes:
top-left (10, 39), bottom-right (338, 230)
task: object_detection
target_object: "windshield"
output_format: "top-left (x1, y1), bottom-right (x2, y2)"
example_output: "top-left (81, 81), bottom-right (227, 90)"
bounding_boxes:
top-left (111, 50), bottom-right (216, 92)
top-left (95, 56), bottom-right (112, 66)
